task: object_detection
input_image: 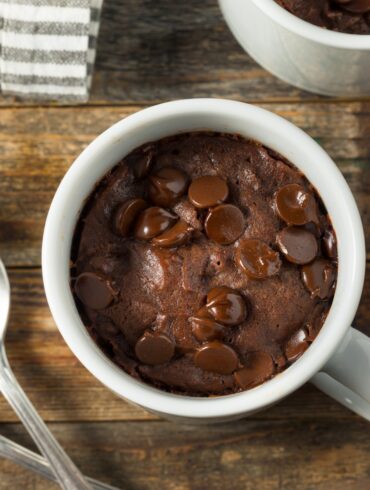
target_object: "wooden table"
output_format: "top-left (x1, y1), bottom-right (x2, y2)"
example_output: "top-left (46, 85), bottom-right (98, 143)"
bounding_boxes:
top-left (0, 1), bottom-right (369, 488)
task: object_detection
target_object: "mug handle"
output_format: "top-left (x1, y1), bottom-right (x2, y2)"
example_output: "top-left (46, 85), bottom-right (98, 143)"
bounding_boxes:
top-left (311, 327), bottom-right (370, 421)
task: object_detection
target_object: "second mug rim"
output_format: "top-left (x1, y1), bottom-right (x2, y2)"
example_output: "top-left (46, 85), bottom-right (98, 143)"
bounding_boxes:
top-left (42, 99), bottom-right (365, 420)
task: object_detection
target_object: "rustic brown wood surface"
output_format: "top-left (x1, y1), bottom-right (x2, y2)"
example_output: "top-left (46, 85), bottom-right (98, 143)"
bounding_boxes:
top-left (0, 1), bottom-right (369, 489)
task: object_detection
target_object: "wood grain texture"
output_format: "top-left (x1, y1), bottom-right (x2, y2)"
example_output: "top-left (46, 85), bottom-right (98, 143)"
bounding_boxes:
top-left (1, 419), bottom-right (370, 490)
top-left (0, 260), bottom-right (368, 424)
top-left (0, 102), bottom-right (369, 266)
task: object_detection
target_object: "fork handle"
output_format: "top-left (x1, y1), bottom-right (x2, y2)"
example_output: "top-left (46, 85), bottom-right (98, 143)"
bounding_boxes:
top-left (0, 346), bottom-right (92, 490)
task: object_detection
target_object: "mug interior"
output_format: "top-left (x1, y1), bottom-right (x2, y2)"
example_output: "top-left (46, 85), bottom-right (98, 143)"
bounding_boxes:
top-left (254, 0), bottom-right (370, 49)
top-left (42, 99), bottom-right (365, 419)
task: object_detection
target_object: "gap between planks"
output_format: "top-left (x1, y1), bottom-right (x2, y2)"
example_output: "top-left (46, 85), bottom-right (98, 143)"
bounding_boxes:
top-left (0, 97), bottom-right (369, 111)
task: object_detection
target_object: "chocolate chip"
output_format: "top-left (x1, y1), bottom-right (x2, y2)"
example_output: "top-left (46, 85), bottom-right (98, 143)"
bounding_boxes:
top-left (135, 331), bottom-right (175, 365)
top-left (75, 272), bottom-right (115, 310)
top-left (206, 287), bottom-right (247, 326)
top-left (274, 184), bottom-right (318, 225)
top-left (234, 351), bottom-right (274, 389)
top-left (322, 228), bottom-right (337, 259)
top-left (134, 206), bottom-right (177, 240)
top-left (152, 219), bottom-right (192, 248)
top-left (148, 167), bottom-right (189, 207)
top-left (114, 198), bottom-right (147, 236)
top-left (276, 226), bottom-right (318, 265)
top-left (194, 341), bottom-right (239, 374)
top-left (188, 175), bottom-right (229, 208)
top-left (191, 310), bottom-right (225, 341)
top-left (305, 303), bottom-right (328, 342)
top-left (205, 204), bottom-right (245, 245)
top-left (236, 239), bottom-right (281, 279)
top-left (301, 259), bottom-right (336, 299)
top-left (284, 329), bottom-right (309, 363)
top-left (133, 150), bottom-right (154, 179)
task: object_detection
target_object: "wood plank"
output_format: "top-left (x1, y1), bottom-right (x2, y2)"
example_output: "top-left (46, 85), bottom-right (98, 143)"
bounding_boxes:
top-left (1, 419), bottom-right (370, 490)
top-left (0, 102), bottom-right (369, 266)
top-left (0, 0), bottom-right (324, 107)
top-left (0, 265), bottom-right (368, 424)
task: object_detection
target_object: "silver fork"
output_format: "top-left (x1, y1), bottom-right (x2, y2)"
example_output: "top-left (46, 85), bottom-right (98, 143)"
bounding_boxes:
top-left (0, 259), bottom-right (92, 489)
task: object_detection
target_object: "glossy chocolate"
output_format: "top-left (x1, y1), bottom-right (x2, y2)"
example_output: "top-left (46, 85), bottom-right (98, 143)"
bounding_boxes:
top-left (236, 239), bottom-right (281, 279)
top-left (205, 204), bottom-right (245, 245)
top-left (191, 313), bottom-right (225, 342)
top-left (276, 226), bottom-right (318, 265)
top-left (284, 329), bottom-right (309, 362)
top-left (206, 287), bottom-right (247, 326)
top-left (194, 341), bottom-right (239, 375)
top-left (148, 167), bottom-right (189, 207)
top-left (188, 175), bottom-right (229, 208)
top-left (114, 198), bottom-right (147, 237)
top-left (301, 259), bottom-right (336, 299)
top-left (152, 219), bottom-right (193, 248)
top-left (275, 184), bottom-right (318, 226)
top-left (135, 331), bottom-right (175, 365)
top-left (74, 272), bottom-right (115, 310)
top-left (134, 206), bottom-right (177, 240)
top-left (234, 352), bottom-right (275, 389)
top-left (322, 228), bottom-right (338, 260)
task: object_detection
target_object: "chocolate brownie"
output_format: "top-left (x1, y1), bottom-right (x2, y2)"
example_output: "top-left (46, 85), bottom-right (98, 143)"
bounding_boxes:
top-left (275, 0), bottom-right (370, 34)
top-left (71, 132), bottom-right (337, 396)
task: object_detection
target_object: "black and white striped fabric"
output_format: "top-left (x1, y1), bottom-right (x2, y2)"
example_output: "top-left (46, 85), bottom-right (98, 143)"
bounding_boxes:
top-left (0, 0), bottom-right (102, 101)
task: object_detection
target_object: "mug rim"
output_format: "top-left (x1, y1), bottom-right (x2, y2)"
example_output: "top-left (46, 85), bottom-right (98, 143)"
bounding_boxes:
top-left (253, 0), bottom-right (370, 49)
top-left (42, 99), bottom-right (365, 419)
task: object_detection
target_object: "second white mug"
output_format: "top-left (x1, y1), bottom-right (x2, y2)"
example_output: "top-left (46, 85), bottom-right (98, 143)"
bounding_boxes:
top-left (219, 0), bottom-right (370, 96)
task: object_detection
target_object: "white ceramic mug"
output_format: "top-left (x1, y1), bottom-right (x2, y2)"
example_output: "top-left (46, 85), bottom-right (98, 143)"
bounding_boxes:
top-left (42, 99), bottom-right (369, 423)
top-left (219, 0), bottom-right (370, 96)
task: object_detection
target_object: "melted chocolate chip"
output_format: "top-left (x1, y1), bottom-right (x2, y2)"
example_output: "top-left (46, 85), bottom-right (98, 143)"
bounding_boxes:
top-left (194, 341), bottom-right (239, 375)
top-left (134, 207), bottom-right (177, 240)
top-left (135, 331), bottom-right (175, 365)
top-left (75, 272), bottom-right (115, 310)
top-left (284, 329), bottom-right (309, 363)
top-left (276, 226), bottom-right (318, 265)
top-left (188, 175), bottom-right (229, 208)
top-left (191, 311), bottom-right (225, 342)
top-left (236, 239), bottom-right (281, 279)
top-left (205, 204), bottom-right (245, 245)
top-left (206, 287), bottom-right (247, 326)
top-left (133, 149), bottom-right (154, 179)
top-left (301, 259), bottom-right (336, 299)
top-left (322, 228), bottom-right (337, 260)
top-left (114, 198), bottom-right (147, 236)
top-left (305, 303), bottom-right (329, 342)
top-left (234, 352), bottom-right (275, 389)
top-left (275, 184), bottom-right (318, 225)
top-left (148, 167), bottom-right (189, 207)
top-left (152, 219), bottom-right (192, 248)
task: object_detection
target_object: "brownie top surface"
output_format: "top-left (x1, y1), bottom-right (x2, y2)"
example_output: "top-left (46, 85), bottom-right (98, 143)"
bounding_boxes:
top-left (71, 132), bottom-right (337, 396)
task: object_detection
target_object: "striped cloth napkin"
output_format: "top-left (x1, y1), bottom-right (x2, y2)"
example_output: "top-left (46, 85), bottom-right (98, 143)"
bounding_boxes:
top-left (0, 0), bottom-right (102, 102)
